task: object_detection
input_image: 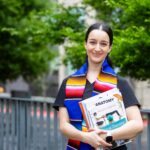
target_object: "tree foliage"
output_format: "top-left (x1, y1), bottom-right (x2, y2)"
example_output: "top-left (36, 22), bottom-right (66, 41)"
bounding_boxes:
top-left (0, 0), bottom-right (86, 82)
top-left (74, 0), bottom-right (150, 80)
top-left (2, 0), bottom-right (149, 81)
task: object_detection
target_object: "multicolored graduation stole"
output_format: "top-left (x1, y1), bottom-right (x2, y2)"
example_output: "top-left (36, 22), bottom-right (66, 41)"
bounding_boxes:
top-left (64, 59), bottom-right (117, 150)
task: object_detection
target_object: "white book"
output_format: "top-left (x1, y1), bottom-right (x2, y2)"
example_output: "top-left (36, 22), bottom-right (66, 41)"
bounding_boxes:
top-left (79, 88), bottom-right (131, 150)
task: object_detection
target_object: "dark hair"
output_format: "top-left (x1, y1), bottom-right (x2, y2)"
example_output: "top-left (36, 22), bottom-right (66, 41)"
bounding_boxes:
top-left (85, 22), bottom-right (113, 46)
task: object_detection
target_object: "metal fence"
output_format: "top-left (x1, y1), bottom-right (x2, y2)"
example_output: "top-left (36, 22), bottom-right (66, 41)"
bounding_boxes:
top-left (0, 96), bottom-right (149, 150)
top-left (0, 96), bottom-right (66, 150)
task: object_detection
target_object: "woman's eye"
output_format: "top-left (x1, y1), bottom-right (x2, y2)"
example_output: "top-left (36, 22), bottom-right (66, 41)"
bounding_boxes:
top-left (89, 41), bottom-right (96, 45)
top-left (100, 42), bottom-right (108, 46)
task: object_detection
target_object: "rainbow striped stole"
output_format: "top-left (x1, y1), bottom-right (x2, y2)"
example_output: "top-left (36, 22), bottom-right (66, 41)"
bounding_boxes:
top-left (65, 72), bottom-right (117, 99)
top-left (64, 58), bottom-right (117, 150)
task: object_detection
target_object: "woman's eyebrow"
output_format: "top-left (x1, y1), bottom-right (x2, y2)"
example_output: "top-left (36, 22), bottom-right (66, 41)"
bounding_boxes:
top-left (88, 38), bottom-right (96, 41)
top-left (89, 39), bottom-right (109, 43)
top-left (100, 40), bottom-right (109, 43)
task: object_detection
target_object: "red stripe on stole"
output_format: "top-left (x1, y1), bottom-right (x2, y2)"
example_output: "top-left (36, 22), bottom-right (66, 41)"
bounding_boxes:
top-left (68, 139), bottom-right (80, 148)
top-left (94, 81), bottom-right (114, 92)
top-left (66, 88), bottom-right (84, 98)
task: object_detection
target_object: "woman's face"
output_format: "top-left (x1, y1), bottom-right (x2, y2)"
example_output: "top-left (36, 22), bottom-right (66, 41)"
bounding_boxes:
top-left (85, 29), bottom-right (111, 64)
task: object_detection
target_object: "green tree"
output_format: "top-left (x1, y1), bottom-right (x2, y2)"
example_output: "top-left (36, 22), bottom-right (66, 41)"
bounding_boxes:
top-left (0, 0), bottom-right (86, 82)
top-left (66, 0), bottom-right (150, 80)
top-left (84, 0), bottom-right (150, 80)
top-left (0, 0), bottom-right (54, 82)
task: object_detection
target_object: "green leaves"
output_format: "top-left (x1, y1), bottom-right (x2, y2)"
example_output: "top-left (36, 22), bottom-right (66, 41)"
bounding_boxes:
top-left (3, 0), bottom-right (149, 81)
top-left (112, 25), bottom-right (150, 80)
top-left (83, 0), bottom-right (150, 80)
top-left (0, 0), bottom-right (86, 82)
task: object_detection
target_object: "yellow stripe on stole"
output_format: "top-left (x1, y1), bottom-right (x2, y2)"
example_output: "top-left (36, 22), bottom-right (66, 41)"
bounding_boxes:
top-left (82, 126), bottom-right (88, 132)
top-left (67, 76), bottom-right (86, 86)
top-left (97, 73), bottom-right (117, 84)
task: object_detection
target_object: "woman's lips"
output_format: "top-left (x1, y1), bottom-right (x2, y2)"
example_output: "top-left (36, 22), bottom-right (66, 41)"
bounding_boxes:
top-left (93, 52), bottom-right (104, 57)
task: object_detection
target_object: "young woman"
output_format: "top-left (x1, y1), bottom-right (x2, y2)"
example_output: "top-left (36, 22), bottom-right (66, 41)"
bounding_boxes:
top-left (53, 22), bottom-right (143, 150)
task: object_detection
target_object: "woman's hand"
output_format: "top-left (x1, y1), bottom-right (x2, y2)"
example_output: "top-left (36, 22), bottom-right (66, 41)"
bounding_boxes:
top-left (59, 107), bottom-right (112, 149)
top-left (82, 129), bottom-right (112, 149)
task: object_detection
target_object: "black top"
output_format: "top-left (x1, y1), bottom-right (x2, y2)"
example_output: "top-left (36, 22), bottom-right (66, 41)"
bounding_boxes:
top-left (53, 76), bottom-right (140, 150)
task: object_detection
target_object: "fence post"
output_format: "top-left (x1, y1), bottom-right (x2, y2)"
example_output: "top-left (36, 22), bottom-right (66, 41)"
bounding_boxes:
top-left (147, 113), bottom-right (150, 150)
top-left (136, 133), bottom-right (142, 150)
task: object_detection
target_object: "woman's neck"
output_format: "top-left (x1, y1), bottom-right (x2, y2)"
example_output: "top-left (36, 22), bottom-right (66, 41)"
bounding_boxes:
top-left (86, 61), bottom-right (102, 83)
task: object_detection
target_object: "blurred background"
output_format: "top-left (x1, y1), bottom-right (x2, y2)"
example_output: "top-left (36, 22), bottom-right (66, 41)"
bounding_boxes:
top-left (0, 0), bottom-right (150, 106)
top-left (0, 0), bottom-right (150, 150)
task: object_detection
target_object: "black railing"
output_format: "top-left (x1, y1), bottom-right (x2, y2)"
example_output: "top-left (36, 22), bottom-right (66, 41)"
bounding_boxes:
top-left (0, 96), bottom-right (149, 150)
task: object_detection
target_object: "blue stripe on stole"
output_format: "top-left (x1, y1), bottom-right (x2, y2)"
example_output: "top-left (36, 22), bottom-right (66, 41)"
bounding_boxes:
top-left (73, 63), bottom-right (88, 76)
top-left (64, 99), bottom-right (82, 120)
top-left (79, 142), bottom-right (95, 150)
top-left (92, 91), bottom-right (100, 96)
top-left (71, 121), bottom-right (82, 130)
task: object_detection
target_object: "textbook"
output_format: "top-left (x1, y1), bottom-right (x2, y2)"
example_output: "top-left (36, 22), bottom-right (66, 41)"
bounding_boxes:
top-left (79, 88), bottom-right (131, 150)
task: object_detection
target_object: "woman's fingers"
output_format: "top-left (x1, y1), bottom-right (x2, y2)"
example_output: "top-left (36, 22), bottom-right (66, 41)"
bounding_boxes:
top-left (88, 128), bottom-right (95, 132)
top-left (86, 129), bottom-right (113, 148)
top-left (98, 138), bottom-right (112, 147)
top-left (96, 129), bottom-right (107, 135)
top-left (88, 128), bottom-right (107, 134)
top-left (92, 130), bottom-right (112, 148)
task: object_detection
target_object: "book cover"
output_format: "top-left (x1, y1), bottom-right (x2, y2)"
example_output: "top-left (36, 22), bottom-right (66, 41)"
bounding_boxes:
top-left (79, 88), bottom-right (131, 150)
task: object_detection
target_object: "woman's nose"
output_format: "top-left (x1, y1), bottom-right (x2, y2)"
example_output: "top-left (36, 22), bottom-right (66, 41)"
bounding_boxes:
top-left (95, 44), bottom-right (102, 51)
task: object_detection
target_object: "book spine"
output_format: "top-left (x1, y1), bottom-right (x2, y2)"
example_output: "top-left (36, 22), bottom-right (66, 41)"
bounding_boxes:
top-left (79, 102), bottom-right (90, 128)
